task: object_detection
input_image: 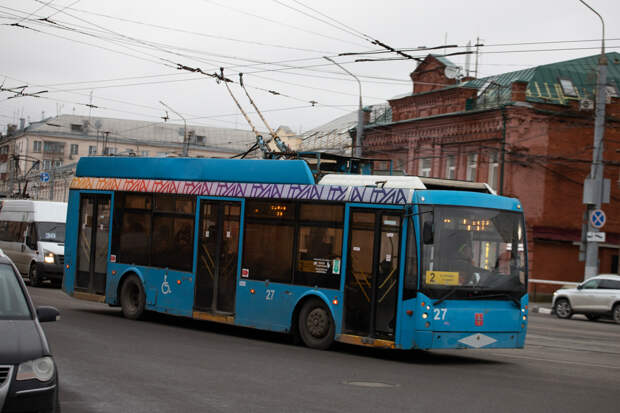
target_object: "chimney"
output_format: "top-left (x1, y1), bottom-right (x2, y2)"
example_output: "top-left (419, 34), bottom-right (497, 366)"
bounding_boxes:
top-left (19, 118), bottom-right (25, 130)
top-left (511, 81), bottom-right (528, 102)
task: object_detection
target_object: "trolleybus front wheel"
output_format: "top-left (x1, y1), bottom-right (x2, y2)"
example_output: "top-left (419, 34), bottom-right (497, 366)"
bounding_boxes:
top-left (120, 275), bottom-right (146, 320)
top-left (298, 298), bottom-right (334, 350)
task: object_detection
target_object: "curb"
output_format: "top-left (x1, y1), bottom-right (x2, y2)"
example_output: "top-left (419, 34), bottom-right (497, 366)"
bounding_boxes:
top-left (530, 306), bottom-right (552, 315)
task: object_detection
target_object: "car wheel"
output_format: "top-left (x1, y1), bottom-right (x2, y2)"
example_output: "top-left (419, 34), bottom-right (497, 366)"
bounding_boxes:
top-left (120, 275), bottom-right (146, 320)
top-left (298, 298), bottom-right (335, 350)
top-left (585, 313), bottom-right (600, 321)
top-left (29, 263), bottom-right (42, 287)
top-left (554, 298), bottom-right (573, 319)
top-left (613, 304), bottom-right (620, 325)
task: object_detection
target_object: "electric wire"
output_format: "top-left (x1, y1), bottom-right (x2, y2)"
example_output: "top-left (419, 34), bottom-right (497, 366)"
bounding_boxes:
top-left (198, 0), bottom-right (369, 48)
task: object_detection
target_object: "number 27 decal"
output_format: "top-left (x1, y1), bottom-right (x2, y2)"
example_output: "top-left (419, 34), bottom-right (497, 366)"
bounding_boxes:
top-left (265, 289), bottom-right (275, 300)
top-left (433, 308), bottom-right (447, 320)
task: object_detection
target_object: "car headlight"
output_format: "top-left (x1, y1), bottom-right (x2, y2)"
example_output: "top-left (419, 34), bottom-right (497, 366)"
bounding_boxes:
top-left (16, 357), bottom-right (55, 382)
top-left (44, 252), bottom-right (55, 264)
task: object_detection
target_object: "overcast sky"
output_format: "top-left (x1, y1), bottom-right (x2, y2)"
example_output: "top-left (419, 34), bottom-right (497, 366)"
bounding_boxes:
top-left (1, 0), bottom-right (619, 135)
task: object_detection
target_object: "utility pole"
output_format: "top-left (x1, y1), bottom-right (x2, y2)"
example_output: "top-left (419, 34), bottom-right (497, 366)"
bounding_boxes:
top-left (580, 0), bottom-right (609, 280)
top-left (159, 101), bottom-right (188, 157)
top-left (324, 57), bottom-right (363, 158)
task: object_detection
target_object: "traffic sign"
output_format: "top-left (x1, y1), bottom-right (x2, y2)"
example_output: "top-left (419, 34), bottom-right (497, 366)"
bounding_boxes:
top-left (590, 209), bottom-right (606, 229)
top-left (40, 172), bottom-right (50, 183)
top-left (587, 232), bottom-right (606, 242)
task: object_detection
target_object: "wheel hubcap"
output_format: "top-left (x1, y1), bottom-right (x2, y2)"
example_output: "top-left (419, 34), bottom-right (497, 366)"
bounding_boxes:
top-left (306, 308), bottom-right (328, 338)
top-left (556, 302), bottom-right (570, 317)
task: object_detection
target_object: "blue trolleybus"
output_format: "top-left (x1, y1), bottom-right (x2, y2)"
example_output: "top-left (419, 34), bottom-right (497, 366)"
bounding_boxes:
top-left (63, 157), bottom-right (528, 350)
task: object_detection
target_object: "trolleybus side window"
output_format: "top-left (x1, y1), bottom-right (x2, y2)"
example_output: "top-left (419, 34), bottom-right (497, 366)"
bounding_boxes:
top-left (295, 204), bottom-right (344, 289)
top-left (111, 193), bottom-right (195, 272)
top-left (244, 200), bottom-right (295, 283)
top-left (151, 195), bottom-right (195, 272)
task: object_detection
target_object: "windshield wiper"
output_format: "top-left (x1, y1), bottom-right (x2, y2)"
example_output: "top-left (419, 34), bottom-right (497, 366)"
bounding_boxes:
top-left (434, 287), bottom-right (458, 306)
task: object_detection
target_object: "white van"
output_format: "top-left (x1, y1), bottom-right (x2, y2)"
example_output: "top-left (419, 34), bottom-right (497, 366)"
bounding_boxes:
top-left (0, 200), bottom-right (67, 287)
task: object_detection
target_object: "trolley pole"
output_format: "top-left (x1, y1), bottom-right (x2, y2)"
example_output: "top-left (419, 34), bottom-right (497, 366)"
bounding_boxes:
top-left (580, 0), bottom-right (608, 280)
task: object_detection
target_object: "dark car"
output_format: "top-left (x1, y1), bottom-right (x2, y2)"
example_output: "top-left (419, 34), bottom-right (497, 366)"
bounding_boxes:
top-left (0, 253), bottom-right (60, 413)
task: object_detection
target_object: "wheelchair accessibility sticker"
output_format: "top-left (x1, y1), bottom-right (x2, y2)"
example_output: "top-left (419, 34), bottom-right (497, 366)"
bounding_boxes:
top-left (161, 274), bottom-right (172, 295)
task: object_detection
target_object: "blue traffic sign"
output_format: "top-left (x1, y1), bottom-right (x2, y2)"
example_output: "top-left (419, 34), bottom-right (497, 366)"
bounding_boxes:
top-left (590, 209), bottom-right (606, 229)
top-left (40, 172), bottom-right (50, 183)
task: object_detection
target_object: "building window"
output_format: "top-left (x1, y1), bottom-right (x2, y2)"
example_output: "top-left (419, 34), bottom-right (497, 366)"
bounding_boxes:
top-left (559, 79), bottom-right (577, 97)
top-left (53, 160), bottom-right (62, 168)
top-left (42, 159), bottom-right (52, 170)
top-left (70, 144), bottom-right (79, 155)
top-left (488, 151), bottom-right (499, 191)
top-left (104, 147), bottom-right (117, 155)
top-left (33, 141), bottom-right (42, 153)
top-left (445, 156), bottom-right (456, 179)
top-left (88, 145), bottom-right (97, 155)
top-left (466, 154), bottom-right (478, 182)
top-left (70, 124), bottom-right (83, 132)
top-left (141, 151), bottom-right (149, 157)
top-left (418, 158), bottom-right (432, 177)
top-left (43, 141), bottom-right (64, 154)
top-left (196, 135), bottom-right (205, 145)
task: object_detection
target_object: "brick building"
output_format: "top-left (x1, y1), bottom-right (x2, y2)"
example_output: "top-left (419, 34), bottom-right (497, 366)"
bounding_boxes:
top-left (363, 53), bottom-right (620, 289)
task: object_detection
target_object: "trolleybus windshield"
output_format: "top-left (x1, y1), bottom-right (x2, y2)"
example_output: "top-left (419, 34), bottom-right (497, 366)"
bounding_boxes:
top-left (420, 206), bottom-right (526, 300)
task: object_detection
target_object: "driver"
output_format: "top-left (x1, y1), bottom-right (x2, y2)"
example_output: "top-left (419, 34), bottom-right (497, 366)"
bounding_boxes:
top-left (454, 241), bottom-right (478, 285)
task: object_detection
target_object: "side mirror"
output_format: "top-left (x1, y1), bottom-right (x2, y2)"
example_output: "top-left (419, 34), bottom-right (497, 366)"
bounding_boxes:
top-left (577, 284), bottom-right (583, 290)
top-left (36, 306), bottom-right (60, 323)
top-left (423, 221), bottom-right (434, 244)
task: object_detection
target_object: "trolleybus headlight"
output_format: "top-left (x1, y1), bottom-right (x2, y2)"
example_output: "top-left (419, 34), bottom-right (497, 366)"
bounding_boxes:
top-left (422, 313), bottom-right (429, 319)
top-left (17, 357), bottom-right (55, 382)
top-left (44, 252), bottom-right (55, 264)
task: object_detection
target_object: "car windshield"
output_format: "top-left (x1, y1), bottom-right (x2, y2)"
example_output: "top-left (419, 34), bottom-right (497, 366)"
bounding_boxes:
top-left (420, 206), bottom-right (526, 299)
top-left (0, 263), bottom-right (31, 319)
top-left (36, 222), bottom-right (66, 243)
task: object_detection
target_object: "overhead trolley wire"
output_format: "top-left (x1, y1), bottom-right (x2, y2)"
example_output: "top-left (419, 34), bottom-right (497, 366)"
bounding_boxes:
top-left (59, 4), bottom-right (336, 55)
top-left (199, 0), bottom-right (369, 48)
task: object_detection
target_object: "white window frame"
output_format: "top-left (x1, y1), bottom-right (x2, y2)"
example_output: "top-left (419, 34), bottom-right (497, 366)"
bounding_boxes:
top-left (445, 156), bottom-right (456, 179)
top-left (418, 158), bottom-right (432, 177)
top-left (488, 151), bottom-right (499, 190)
top-left (466, 154), bottom-right (478, 182)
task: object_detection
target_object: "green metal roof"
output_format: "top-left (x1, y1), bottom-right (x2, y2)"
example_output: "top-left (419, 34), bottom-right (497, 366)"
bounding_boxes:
top-left (365, 52), bottom-right (620, 128)
top-left (466, 52), bottom-right (620, 106)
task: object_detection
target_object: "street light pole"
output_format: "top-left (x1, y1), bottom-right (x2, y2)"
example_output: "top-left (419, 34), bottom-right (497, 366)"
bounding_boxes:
top-left (323, 57), bottom-right (363, 158)
top-left (159, 101), bottom-right (189, 157)
top-left (579, 0), bottom-right (608, 279)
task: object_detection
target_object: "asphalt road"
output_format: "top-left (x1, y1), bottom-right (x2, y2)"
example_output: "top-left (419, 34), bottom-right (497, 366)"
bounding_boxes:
top-left (28, 286), bottom-right (620, 413)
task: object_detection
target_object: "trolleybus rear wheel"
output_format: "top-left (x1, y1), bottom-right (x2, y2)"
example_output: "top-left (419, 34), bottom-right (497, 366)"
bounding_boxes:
top-left (120, 275), bottom-right (146, 320)
top-left (298, 298), bottom-right (334, 350)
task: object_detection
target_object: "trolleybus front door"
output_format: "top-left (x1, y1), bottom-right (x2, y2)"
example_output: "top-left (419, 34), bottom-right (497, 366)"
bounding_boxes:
top-left (194, 201), bottom-right (241, 314)
top-left (344, 209), bottom-right (401, 340)
top-left (76, 194), bottom-right (111, 295)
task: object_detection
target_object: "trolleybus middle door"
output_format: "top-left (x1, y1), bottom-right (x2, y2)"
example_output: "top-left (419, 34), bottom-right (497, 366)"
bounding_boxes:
top-left (194, 200), bottom-right (241, 314)
top-left (344, 209), bottom-right (401, 340)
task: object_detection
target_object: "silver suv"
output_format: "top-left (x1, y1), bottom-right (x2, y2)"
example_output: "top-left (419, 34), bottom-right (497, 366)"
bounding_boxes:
top-left (552, 274), bottom-right (620, 323)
